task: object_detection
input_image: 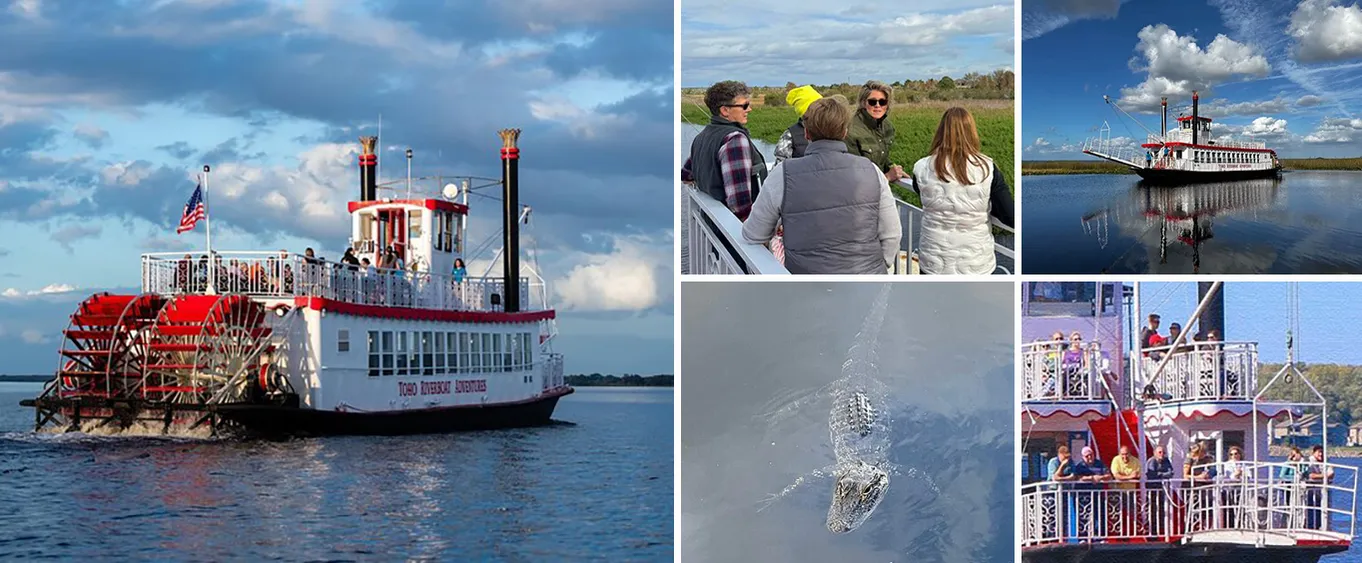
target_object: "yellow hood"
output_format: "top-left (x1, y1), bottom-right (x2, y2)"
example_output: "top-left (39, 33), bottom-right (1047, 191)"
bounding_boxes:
top-left (786, 85), bottom-right (823, 117)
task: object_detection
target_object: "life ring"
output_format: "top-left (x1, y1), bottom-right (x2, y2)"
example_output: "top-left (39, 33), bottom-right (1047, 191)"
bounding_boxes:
top-left (270, 303), bottom-right (292, 317)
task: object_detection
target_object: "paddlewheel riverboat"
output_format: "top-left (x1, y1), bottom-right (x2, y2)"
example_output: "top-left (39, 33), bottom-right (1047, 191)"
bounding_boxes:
top-left (1083, 91), bottom-right (1283, 185)
top-left (20, 129), bottom-right (572, 437)
top-left (1020, 281), bottom-right (1356, 563)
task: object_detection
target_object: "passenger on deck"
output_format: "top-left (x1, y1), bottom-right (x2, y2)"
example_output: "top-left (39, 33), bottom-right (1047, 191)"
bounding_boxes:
top-left (774, 85), bottom-right (823, 163)
top-left (912, 107), bottom-right (1015, 275)
top-left (1073, 446), bottom-right (1110, 537)
top-left (1306, 445), bottom-right (1334, 530)
top-left (341, 248), bottom-right (360, 269)
top-left (681, 80), bottom-right (767, 221)
top-left (1167, 323), bottom-right (1192, 353)
top-left (1185, 443), bottom-right (1217, 531)
top-left (1277, 447), bottom-right (1304, 528)
top-left (175, 254), bottom-right (192, 293)
top-left (1048, 445), bottom-right (1075, 483)
top-left (1220, 446), bottom-right (1246, 528)
top-left (451, 258), bottom-right (467, 283)
top-left (1146, 446), bottom-right (1174, 536)
top-left (1111, 446), bottom-right (1140, 484)
top-left (741, 97), bottom-right (901, 274)
top-left (1139, 314), bottom-right (1164, 358)
top-left (1074, 446), bottom-right (1110, 484)
top-left (845, 81), bottom-right (905, 183)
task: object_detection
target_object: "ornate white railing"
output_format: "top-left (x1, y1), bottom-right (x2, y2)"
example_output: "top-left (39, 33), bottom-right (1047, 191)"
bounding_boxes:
top-left (1137, 341), bottom-right (1257, 402)
top-left (541, 353), bottom-right (565, 391)
top-left (141, 252), bottom-right (544, 313)
top-left (681, 182), bottom-right (1014, 275)
top-left (1021, 341), bottom-right (1114, 402)
top-left (1155, 130), bottom-right (1267, 149)
top-left (1020, 462), bottom-right (1356, 548)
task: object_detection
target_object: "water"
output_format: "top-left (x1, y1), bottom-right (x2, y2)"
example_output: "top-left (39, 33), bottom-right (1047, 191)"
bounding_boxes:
top-left (0, 382), bottom-right (673, 561)
top-left (680, 282), bottom-right (1014, 563)
top-left (1022, 172), bottom-right (1362, 273)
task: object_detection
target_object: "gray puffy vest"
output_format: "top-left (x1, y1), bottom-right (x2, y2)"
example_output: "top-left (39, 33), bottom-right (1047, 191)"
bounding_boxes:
top-left (690, 116), bottom-right (768, 211)
top-left (780, 140), bottom-right (886, 274)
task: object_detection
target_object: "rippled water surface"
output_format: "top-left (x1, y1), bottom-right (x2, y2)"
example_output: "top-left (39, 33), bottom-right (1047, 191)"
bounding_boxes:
top-left (680, 282), bottom-right (1014, 563)
top-left (0, 383), bottom-right (673, 561)
top-left (1022, 172), bottom-right (1362, 274)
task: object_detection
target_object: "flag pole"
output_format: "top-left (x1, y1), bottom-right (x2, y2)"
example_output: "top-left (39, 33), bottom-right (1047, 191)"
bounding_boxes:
top-left (204, 164), bottom-right (214, 294)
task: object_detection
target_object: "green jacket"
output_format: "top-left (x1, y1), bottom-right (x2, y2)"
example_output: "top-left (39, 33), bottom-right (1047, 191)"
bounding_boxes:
top-left (846, 108), bottom-right (895, 173)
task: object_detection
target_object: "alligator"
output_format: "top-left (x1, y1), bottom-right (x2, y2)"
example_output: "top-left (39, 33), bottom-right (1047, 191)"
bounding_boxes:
top-left (756, 284), bottom-right (938, 534)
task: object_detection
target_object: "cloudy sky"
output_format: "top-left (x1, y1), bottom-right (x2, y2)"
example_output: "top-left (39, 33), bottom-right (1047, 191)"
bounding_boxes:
top-left (681, 0), bottom-right (1015, 86)
top-left (0, 0), bottom-right (672, 375)
top-left (1024, 0), bottom-right (1362, 160)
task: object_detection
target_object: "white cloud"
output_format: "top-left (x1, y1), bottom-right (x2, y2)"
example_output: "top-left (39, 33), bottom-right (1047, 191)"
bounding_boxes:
top-left (8, 0), bottom-right (41, 20)
top-left (72, 123), bottom-right (108, 147)
top-left (1022, 0), bottom-right (1129, 39)
top-left (20, 328), bottom-right (47, 344)
top-left (1297, 94), bottom-right (1326, 107)
top-left (553, 233), bottom-right (671, 312)
top-left (1289, 0), bottom-right (1362, 63)
top-left (1244, 116), bottom-right (1289, 135)
top-left (528, 97), bottom-right (633, 140)
top-left (0, 283), bottom-right (77, 299)
top-left (1303, 116), bottom-right (1362, 142)
top-left (1117, 25), bottom-right (1270, 113)
top-left (1199, 97), bottom-right (1291, 118)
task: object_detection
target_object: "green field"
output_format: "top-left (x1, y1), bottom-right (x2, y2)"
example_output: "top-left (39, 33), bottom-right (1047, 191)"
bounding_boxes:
top-left (1023, 158), bottom-right (1362, 175)
top-left (683, 103), bottom-right (1014, 205)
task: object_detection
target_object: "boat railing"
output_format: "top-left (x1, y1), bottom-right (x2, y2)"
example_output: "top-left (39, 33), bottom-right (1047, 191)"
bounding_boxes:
top-left (1020, 340), bottom-right (1114, 402)
top-left (1082, 136), bottom-right (1144, 168)
top-left (541, 352), bottom-right (565, 391)
top-left (1136, 341), bottom-right (1257, 402)
top-left (1020, 461), bottom-right (1356, 548)
top-left (141, 251), bottom-right (543, 313)
top-left (681, 183), bottom-right (1014, 275)
top-left (1156, 130), bottom-right (1267, 150)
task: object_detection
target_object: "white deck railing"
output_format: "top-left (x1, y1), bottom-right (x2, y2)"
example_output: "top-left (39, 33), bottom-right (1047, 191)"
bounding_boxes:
top-left (681, 183), bottom-right (1015, 275)
top-left (541, 353), bottom-right (565, 391)
top-left (1021, 462), bottom-right (1356, 548)
top-left (1153, 130), bottom-right (1267, 150)
top-left (1021, 340), bottom-right (1115, 402)
top-left (1137, 341), bottom-right (1257, 402)
top-left (141, 252), bottom-right (542, 313)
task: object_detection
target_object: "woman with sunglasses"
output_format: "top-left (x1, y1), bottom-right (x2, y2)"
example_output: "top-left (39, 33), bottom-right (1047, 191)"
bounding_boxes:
top-left (911, 107), bottom-right (1015, 275)
top-left (845, 81), bottom-right (906, 183)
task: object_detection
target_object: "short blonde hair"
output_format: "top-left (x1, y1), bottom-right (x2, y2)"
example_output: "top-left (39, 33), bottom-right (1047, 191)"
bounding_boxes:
top-left (802, 98), bottom-right (851, 141)
top-left (858, 81), bottom-right (893, 108)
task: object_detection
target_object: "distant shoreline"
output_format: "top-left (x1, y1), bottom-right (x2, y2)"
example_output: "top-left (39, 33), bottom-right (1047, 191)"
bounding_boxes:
top-left (1022, 158), bottom-right (1362, 176)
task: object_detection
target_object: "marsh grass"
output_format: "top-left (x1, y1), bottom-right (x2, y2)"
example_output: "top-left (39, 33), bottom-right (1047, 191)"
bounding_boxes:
top-left (682, 102), bottom-right (1015, 205)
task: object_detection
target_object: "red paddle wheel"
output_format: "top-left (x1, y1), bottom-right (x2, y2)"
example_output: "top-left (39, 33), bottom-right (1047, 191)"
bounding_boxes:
top-left (34, 292), bottom-right (280, 434)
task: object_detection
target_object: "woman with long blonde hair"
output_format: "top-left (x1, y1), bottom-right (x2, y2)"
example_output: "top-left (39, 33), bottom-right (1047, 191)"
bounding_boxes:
top-left (910, 107), bottom-right (1014, 275)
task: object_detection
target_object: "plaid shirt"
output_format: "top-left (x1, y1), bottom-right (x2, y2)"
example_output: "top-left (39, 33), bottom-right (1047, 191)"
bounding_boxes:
top-left (681, 131), bottom-right (756, 221)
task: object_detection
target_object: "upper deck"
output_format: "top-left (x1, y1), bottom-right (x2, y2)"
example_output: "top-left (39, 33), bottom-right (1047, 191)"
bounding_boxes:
top-left (141, 251), bottom-right (548, 319)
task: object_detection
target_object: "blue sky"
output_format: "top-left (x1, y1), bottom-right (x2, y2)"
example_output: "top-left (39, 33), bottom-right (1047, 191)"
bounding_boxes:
top-left (1134, 282), bottom-right (1361, 365)
top-left (1023, 0), bottom-right (1362, 160)
top-left (681, 0), bottom-right (1014, 86)
top-left (0, 0), bottom-right (672, 375)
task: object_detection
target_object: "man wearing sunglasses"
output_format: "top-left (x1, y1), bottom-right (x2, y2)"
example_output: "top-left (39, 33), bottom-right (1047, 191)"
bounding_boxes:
top-left (682, 80), bottom-right (769, 221)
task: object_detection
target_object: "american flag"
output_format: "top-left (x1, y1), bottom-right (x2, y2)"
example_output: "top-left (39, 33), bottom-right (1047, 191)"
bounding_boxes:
top-left (176, 181), bottom-right (206, 234)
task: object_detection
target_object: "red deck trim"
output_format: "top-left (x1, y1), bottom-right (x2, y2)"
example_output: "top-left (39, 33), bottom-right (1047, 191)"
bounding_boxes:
top-left (346, 199), bottom-right (469, 215)
top-left (294, 297), bottom-right (555, 323)
top-left (1140, 142), bottom-right (1275, 154)
top-left (1177, 116), bottom-right (1212, 122)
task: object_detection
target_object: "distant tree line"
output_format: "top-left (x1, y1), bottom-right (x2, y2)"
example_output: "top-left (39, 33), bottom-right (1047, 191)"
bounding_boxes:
top-left (565, 373), bottom-right (673, 387)
top-left (1258, 363), bottom-right (1362, 426)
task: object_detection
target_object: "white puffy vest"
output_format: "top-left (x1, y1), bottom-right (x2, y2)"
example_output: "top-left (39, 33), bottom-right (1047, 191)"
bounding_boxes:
top-left (912, 154), bottom-right (996, 275)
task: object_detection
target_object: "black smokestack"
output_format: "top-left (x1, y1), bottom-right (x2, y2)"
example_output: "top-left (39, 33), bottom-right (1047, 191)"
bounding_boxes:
top-left (1198, 282), bottom-right (1224, 341)
top-left (1191, 91), bottom-right (1199, 146)
top-left (1160, 97), bottom-right (1167, 140)
top-left (499, 128), bottom-right (521, 313)
top-left (359, 136), bottom-right (378, 201)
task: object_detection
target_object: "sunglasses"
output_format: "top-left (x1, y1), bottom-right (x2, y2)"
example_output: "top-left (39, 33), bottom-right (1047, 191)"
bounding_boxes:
top-left (723, 102), bottom-right (751, 110)
top-left (866, 98), bottom-right (888, 107)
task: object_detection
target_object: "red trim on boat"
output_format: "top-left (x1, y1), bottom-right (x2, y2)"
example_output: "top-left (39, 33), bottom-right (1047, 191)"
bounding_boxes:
top-left (293, 297), bottom-right (556, 323)
top-left (1176, 116), bottom-right (1212, 122)
top-left (1139, 142), bottom-right (1275, 154)
top-left (346, 199), bottom-right (469, 215)
top-left (1297, 539), bottom-right (1351, 547)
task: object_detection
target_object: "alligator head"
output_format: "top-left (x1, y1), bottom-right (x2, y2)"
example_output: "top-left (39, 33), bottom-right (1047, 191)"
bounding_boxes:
top-left (826, 461), bottom-right (889, 534)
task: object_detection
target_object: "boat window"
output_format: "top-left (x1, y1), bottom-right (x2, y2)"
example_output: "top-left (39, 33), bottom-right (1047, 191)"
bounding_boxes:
top-left (368, 331), bottom-right (379, 377)
top-left (422, 331), bottom-right (434, 376)
top-left (434, 331), bottom-right (445, 374)
top-left (482, 333), bottom-right (493, 373)
top-left (408, 210), bottom-right (422, 242)
top-left (338, 329), bottom-right (350, 353)
top-left (470, 332), bottom-right (481, 371)
top-left (396, 332), bottom-right (409, 376)
top-left (409, 331), bottom-right (421, 376)
top-left (446, 332), bottom-right (457, 374)
top-left (382, 331), bottom-right (394, 376)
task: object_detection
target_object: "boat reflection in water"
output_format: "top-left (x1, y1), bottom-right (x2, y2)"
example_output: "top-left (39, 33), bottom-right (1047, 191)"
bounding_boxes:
top-left (1080, 178), bottom-right (1282, 273)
